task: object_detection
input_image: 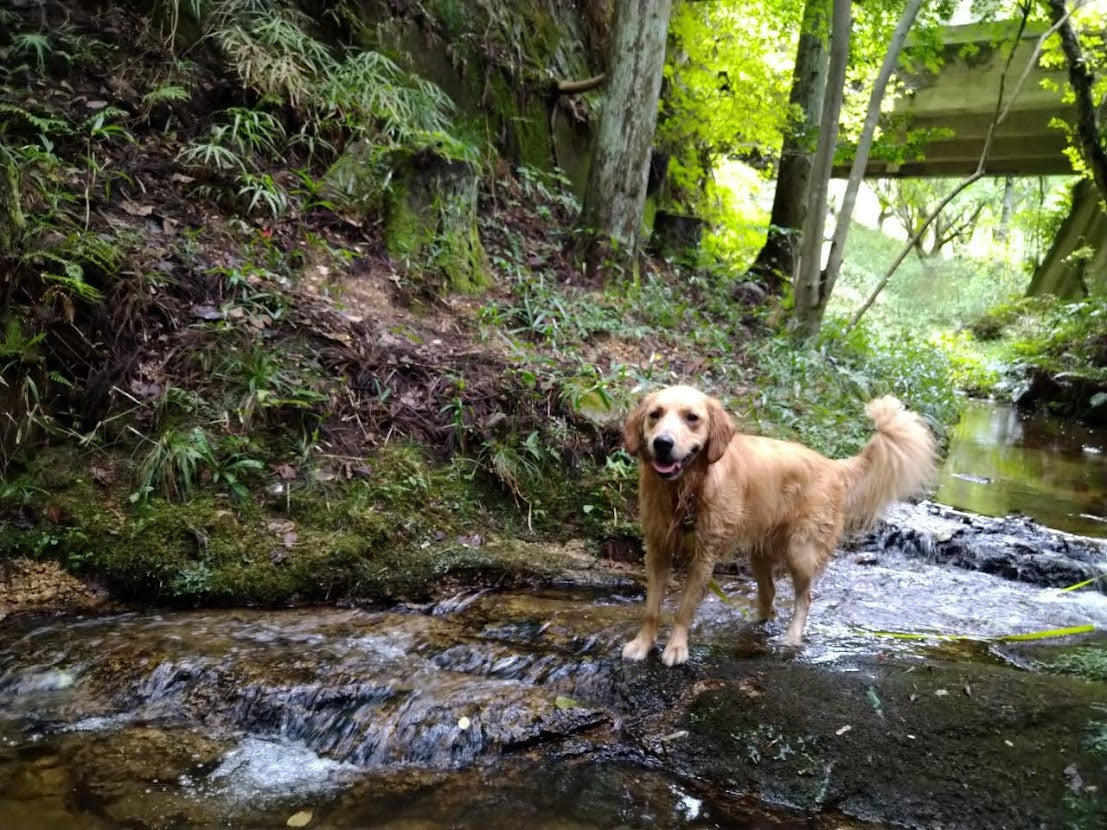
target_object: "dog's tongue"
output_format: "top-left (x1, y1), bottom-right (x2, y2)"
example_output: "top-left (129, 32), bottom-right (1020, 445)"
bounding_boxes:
top-left (652, 460), bottom-right (680, 475)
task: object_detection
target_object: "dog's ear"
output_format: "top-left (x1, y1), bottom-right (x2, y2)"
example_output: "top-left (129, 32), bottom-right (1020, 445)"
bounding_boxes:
top-left (705, 397), bottom-right (735, 464)
top-left (623, 394), bottom-right (652, 457)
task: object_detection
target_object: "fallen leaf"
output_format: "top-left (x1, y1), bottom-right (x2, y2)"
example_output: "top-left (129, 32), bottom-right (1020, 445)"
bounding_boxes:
top-left (121, 201), bottom-right (154, 217)
top-left (457, 716), bottom-right (471, 730)
top-left (85, 99), bottom-right (108, 109)
top-left (191, 304), bottom-right (223, 320)
top-left (286, 810), bottom-right (313, 827)
top-left (963, 683), bottom-right (972, 697)
top-left (835, 724), bottom-right (852, 736)
top-left (934, 688), bottom-right (949, 697)
top-left (282, 532), bottom-right (298, 548)
top-left (457, 534), bottom-right (483, 548)
top-left (227, 306), bottom-right (245, 319)
top-left (90, 466), bottom-right (114, 487)
top-left (737, 677), bottom-right (763, 699)
top-left (273, 463), bottom-right (298, 480)
top-left (554, 695), bottom-right (579, 709)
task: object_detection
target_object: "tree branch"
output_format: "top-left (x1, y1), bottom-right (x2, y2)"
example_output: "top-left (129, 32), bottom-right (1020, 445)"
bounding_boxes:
top-left (1044, 0), bottom-right (1107, 200)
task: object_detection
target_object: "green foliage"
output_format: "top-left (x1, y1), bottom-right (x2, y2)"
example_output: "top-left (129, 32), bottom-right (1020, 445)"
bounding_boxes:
top-left (742, 316), bottom-right (962, 457)
top-left (133, 426), bottom-right (265, 503)
top-left (1004, 297), bottom-right (1107, 380)
top-left (170, 1), bottom-right (471, 215)
top-left (662, 2), bottom-right (799, 208)
top-left (215, 342), bottom-right (329, 429)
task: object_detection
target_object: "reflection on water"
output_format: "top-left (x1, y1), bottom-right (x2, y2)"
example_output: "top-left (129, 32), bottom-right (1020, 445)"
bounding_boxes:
top-left (937, 400), bottom-right (1107, 537)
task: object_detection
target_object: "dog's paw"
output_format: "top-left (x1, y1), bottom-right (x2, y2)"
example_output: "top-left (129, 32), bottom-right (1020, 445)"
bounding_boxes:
top-left (661, 640), bottom-right (689, 666)
top-left (621, 637), bottom-right (653, 661)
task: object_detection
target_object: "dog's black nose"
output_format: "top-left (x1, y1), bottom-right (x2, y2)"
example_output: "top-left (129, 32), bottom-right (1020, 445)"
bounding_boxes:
top-left (652, 434), bottom-right (674, 459)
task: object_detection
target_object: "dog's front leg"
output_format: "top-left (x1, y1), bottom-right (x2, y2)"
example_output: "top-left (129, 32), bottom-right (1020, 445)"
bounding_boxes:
top-left (661, 544), bottom-right (716, 666)
top-left (622, 540), bottom-right (673, 661)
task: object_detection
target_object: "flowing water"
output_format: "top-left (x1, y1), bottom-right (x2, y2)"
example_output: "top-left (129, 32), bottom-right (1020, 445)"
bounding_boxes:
top-left (3, 404), bottom-right (1107, 828)
top-left (937, 400), bottom-right (1107, 538)
top-left (3, 557), bottom-right (1107, 828)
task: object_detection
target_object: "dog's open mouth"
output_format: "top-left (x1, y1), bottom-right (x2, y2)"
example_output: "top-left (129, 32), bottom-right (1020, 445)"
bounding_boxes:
top-left (651, 459), bottom-right (683, 479)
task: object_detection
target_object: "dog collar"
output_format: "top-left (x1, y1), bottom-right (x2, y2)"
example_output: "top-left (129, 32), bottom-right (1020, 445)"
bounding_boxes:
top-left (679, 497), bottom-right (696, 533)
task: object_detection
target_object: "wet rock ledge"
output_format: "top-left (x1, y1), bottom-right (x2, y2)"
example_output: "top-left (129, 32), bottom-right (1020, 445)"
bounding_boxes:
top-left (863, 501), bottom-right (1107, 593)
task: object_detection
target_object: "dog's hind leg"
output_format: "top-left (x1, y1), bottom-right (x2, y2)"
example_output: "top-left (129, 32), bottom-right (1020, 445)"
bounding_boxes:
top-left (661, 548), bottom-right (716, 666)
top-left (622, 541), bottom-right (673, 661)
top-left (784, 540), bottom-right (824, 646)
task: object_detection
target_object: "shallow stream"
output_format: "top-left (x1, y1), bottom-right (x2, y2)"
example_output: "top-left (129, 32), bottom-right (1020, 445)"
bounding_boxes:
top-left (937, 400), bottom-right (1107, 537)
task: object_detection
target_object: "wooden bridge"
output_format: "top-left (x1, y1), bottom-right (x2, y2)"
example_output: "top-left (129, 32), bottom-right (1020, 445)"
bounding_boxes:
top-left (833, 21), bottom-right (1079, 179)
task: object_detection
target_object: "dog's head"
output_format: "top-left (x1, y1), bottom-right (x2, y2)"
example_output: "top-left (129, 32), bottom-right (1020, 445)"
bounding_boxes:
top-left (624, 385), bottom-right (735, 481)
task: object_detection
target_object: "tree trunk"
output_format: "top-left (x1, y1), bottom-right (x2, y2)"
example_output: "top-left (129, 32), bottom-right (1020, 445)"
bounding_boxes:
top-left (819, 0), bottom-right (924, 308)
top-left (0, 152), bottom-right (24, 317)
top-left (1044, 0), bottom-right (1107, 202)
top-left (994, 176), bottom-right (1014, 242)
top-left (792, 0), bottom-right (850, 339)
top-left (577, 0), bottom-right (674, 281)
top-left (0, 152), bottom-right (23, 260)
top-left (383, 150), bottom-right (490, 294)
top-left (745, 0), bottom-right (829, 292)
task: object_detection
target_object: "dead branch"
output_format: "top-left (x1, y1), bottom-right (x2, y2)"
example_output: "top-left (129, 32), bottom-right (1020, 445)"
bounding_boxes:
top-left (555, 74), bottom-right (606, 95)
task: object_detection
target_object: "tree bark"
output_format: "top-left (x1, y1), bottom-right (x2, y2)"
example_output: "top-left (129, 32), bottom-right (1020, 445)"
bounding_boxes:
top-left (745, 0), bottom-right (829, 292)
top-left (994, 176), bottom-right (1014, 242)
top-left (1044, 0), bottom-right (1107, 202)
top-left (792, 0), bottom-right (850, 339)
top-left (819, 0), bottom-right (924, 311)
top-left (577, 0), bottom-right (674, 281)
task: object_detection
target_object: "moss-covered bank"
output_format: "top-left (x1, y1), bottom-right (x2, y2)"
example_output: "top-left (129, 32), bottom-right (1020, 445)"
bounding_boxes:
top-left (0, 444), bottom-right (636, 609)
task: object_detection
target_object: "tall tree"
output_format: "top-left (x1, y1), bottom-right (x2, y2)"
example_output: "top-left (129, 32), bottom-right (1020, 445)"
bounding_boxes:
top-left (792, 0), bottom-right (851, 339)
top-left (746, 0), bottom-right (830, 292)
top-left (577, 0), bottom-right (674, 280)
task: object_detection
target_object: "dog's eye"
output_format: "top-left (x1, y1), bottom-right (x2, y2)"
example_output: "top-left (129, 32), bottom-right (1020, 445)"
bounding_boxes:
top-left (648, 409), bottom-right (661, 420)
top-left (686, 412), bottom-right (700, 424)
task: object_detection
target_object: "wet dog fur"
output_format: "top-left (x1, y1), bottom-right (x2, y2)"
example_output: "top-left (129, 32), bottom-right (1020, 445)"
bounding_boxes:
top-left (621, 385), bottom-right (937, 665)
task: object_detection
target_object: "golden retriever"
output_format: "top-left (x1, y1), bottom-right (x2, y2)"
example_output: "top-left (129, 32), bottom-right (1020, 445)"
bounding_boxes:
top-left (621, 385), bottom-right (936, 665)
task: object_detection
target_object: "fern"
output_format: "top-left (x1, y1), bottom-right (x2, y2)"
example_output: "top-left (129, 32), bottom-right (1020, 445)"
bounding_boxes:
top-left (142, 83), bottom-right (192, 106)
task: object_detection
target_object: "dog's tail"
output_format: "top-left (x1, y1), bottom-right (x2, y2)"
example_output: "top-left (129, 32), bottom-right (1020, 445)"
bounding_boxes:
top-left (839, 396), bottom-right (937, 531)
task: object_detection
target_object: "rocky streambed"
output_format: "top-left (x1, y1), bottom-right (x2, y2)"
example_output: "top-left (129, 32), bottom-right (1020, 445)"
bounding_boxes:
top-left (2, 504), bottom-right (1107, 829)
